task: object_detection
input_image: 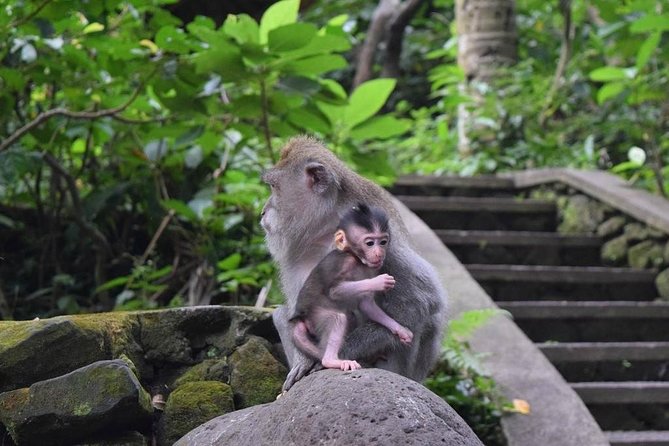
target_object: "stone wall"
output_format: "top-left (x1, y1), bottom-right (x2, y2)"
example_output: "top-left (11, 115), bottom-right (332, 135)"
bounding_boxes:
top-left (0, 306), bottom-right (287, 445)
top-left (530, 184), bottom-right (669, 299)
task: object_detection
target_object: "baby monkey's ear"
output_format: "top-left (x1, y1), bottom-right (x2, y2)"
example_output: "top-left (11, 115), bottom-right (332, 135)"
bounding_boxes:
top-left (334, 229), bottom-right (347, 251)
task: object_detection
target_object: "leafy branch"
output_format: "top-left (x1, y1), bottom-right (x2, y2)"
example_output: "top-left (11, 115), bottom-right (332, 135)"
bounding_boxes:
top-left (0, 69), bottom-right (157, 153)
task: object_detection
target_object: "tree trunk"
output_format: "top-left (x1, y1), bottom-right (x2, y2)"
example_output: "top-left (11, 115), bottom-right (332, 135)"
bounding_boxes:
top-left (456, 0), bottom-right (517, 156)
top-left (456, 0), bottom-right (517, 82)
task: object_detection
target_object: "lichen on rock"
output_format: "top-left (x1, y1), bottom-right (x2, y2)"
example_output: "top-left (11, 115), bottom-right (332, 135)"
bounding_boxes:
top-left (229, 335), bottom-right (287, 409)
top-left (0, 359), bottom-right (152, 445)
top-left (159, 381), bottom-right (235, 445)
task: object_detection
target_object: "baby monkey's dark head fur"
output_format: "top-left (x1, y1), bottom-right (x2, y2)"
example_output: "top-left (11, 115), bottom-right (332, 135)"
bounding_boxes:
top-left (338, 203), bottom-right (390, 234)
top-left (335, 203), bottom-right (390, 270)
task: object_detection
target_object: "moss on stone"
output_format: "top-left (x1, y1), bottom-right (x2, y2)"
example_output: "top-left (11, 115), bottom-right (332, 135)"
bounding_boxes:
top-left (229, 336), bottom-right (287, 409)
top-left (160, 381), bottom-right (234, 445)
top-left (628, 240), bottom-right (664, 269)
top-left (558, 195), bottom-right (606, 234)
top-left (656, 268), bottom-right (669, 300)
top-left (74, 403), bottom-right (92, 416)
top-left (601, 235), bottom-right (629, 265)
top-left (173, 358), bottom-right (230, 388)
top-left (597, 216), bottom-right (626, 238)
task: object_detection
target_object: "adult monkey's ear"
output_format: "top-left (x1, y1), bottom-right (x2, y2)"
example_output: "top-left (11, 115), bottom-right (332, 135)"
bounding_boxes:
top-left (305, 162), bottom-right (334, 194)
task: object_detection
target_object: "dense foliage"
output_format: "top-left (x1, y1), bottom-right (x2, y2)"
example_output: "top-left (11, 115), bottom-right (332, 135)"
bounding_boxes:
top-left (0, 0), bottom-right (408, 317)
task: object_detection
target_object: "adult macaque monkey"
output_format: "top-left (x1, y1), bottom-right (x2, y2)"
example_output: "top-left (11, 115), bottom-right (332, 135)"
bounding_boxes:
top-left (261, 136), bottom-right (447, 391)
top-left (291, 204), bottom-right (413, 372)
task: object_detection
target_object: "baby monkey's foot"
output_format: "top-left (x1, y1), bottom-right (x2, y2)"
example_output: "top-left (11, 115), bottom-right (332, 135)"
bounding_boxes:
top-left (395, 326), bottom-right (414, 345)
top-left (322, 359), bottom-right (361, 371)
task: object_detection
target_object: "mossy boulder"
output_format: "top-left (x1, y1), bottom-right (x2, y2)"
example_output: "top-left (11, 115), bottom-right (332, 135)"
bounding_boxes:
top-left (628, 240), bottom-right (665, 269)
top-left (656, 268), bottom-right (669, 300)
top-left (664, 241), bottom-right (669, 264)
top-left (159, 381), bottom-right (234, 445)
top-left (0, 313), bottom-right (137, 393)
top-left (601, 235), bottom-right (629, 265)
top-left (135, 306), bottom-right (276, 364)
top-left (0, 359), bottom-right (152, 446)
top-left (624, 223), bottom-right (651, 242)
top-left (229, 336), bottom-right (287, 408)
top-left (558, 195), bottom-right (606, 234)
top-left (176, 368), bottom-right (483, 446)
top-left (173, 358), bottom-right (230, 388)
top-left (597, 216), bottom-right (627, 238)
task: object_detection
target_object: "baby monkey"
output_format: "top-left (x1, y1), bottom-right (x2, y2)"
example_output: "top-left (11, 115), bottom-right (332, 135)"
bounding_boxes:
top-left (290, 203), bottom-right (413, 372)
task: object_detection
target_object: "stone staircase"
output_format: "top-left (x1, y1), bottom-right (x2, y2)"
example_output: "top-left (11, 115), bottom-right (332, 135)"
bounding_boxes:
top-left (392, 176), bottom-right (669, 446)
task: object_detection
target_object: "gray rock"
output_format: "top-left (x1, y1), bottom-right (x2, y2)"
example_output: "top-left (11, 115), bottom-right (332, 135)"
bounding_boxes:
top-left (656, 268), bottom-right (669, 300)
top-left (624, 223), bottom-right (650, 242)
top-left (601, 234), bottom-right (628, 265)
top-left (558, 195), bottom-right (606, 234)
top-left (175, 368), bottom-right (483, 446)
top-left (229, 336), bottom-right (287, 409)
top-left (0, 318), bottom-right (109, 392)
top-left (597, 216), bottom-right (626, 238)
top-left (0, 359), bottom-right (152, 446)
top-left (173, 358), bottom-right (230, 388)
top-left (628, 240), bottom-right (664, 269)
top-left (159, 381), bottom-right (235, 445)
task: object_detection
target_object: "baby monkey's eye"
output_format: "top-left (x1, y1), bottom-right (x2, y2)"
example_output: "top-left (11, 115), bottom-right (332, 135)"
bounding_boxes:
top-left (366, 241), bottom-right (374, 247)
top-left (380, 240), bottom-right (388, 245)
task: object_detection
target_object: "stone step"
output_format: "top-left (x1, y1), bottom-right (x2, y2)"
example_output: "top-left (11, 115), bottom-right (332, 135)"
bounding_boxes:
top-left (391, 175), bottom-right (517, 197)
top-left (467, 264), bottom-right (658, 300)
top-left (396, 196), bottom-right (556, 231)
top-left (572, 382), bottom-right (669, 404)
top-left (436, 230), bottom-right (602, 247)
top-left (539, 342), bottom-right (669, 382)
top-left (500, 301), bottom-right (669, 319)
top-left (438, 230), bottom-right (602, 266)
top-left (397, 195), bottom-right (555, 213)
top-left (540, 342), bottom-right (669, 361)
top-left (499, 301), bottom-right (669, 342)
top-left (467, 264), bottom-right (657, 284)
top-left (607, 430), bottom-right (669, 446)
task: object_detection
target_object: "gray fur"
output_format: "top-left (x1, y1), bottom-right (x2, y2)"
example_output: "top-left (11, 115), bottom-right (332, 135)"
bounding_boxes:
top-left (261, 136), bottom-right (447, 390)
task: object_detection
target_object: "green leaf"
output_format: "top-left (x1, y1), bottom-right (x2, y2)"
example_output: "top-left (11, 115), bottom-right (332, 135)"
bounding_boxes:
top-left (162, 199), bottom-right (198, 221)
top-left (588, 66), bottom-right (630, 82)
top-left (155, 26), bottom-right (192, 54)
top-left (281, 54), bottom-right (347, 76)
top-left (597, 81), bottom-right (626, 104)
top-left (280, 34), bottom-right (351, 60)
top-left (269, 23), bottom-right (318, 52)
top-left (218, 253), bottom-right (242, 271)
top-left (350, 116), bottom-right (411, 140)
top-left (611, 160), bottom-right (642, 173)
top-left (447, 309), bottom-right (507, 342)
top-left (635, 32), bottom-right (661, 72)
top-left (147, 265), bottom-right (173, 281)
top-left (192, 45), bottom-right (246, 81)
top-left (259, 0), bottom-right (300, 44)
top-left (630, 14), bottom-right (669, 33)
top-left (96, 276), bottom-right (130, 293)
top-left (83, 22), bottom-right (105, 34)
top-left (223, 14), bottom-right (260, 45)
top-left (316, 101), bottom-right (346, 126)
top-left (318, 79), bottom-right (347, 100)
top-left (346, 78), bottom-right (397, 128)
top-left (287, 107), bottom-right (332, 134)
